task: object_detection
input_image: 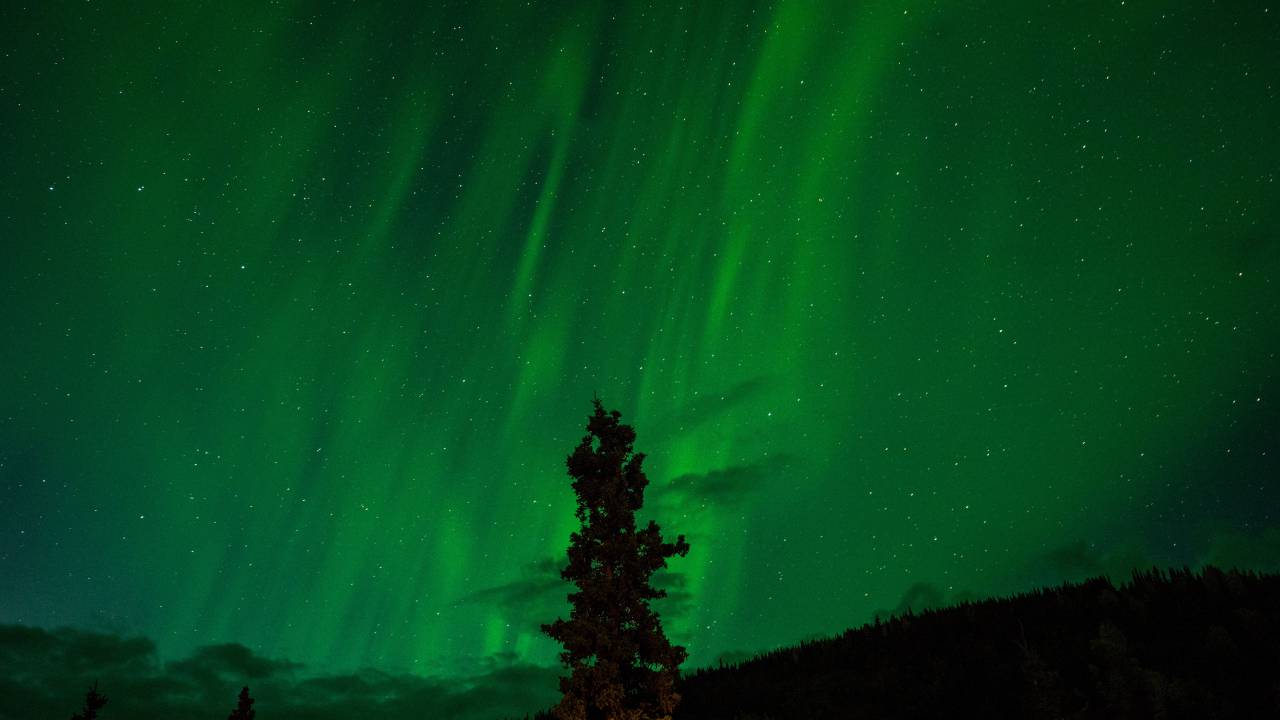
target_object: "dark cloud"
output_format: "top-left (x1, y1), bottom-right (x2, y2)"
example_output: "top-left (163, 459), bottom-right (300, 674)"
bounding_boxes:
top-left (661, 454), bottom-right (795, 509)
top-left (453, 558), bottom-right (569, 634)
top-left (1030, 530), bottom-right (1280, 591)
top-left (0, 624), bottom-right (558, 720)
top-left (870, 582), bottom-right (947, 621)
top-left (651, 569), bottom-right (695, 621)
top-left (711, 649), bottom-right (760, 668)
top-left (892, 582), bottom-right (947, 615)
top-left (0, 624), bottom-right (158, 686)
top-left (859, 531), bottom-right (1280, 633)
top-left (456, 559), bottom-right (567, 606)
top-left (168, 642), bottom-right (303, 681)
top-left (867, 582), bottom-right (980, 623)
top-left (1033, 540), bottom-right (1155, 585)
top-left (457, 559), bottom-right (693, 631)
top-left (1200, 526), bottom-right (1280, 573)
top-left (647, 376), bottom-right (773, 443)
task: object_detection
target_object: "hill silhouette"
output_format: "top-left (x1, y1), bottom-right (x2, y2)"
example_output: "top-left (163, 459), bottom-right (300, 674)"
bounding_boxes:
top-left (531, 566), bottom-right (1280, 719)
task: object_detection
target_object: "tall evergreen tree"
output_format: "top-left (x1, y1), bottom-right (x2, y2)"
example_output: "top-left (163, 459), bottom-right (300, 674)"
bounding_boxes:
top-left (69, 681), bottom-right (107, 720)
top-left (542, 398), bottom-right (690, 720)
top-left (228, 686), bottom-right (256, 720)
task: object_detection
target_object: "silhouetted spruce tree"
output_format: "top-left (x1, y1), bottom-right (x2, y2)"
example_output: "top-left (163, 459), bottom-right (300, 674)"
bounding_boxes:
top-left (70, 681), bottom-right (107, 720)
top-left (542, 398), bottom-right (690, 720)
top-left (228, 686), bottom-right (255, 720)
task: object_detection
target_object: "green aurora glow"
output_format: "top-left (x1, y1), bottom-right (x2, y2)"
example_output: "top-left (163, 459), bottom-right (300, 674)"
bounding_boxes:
top-left (3, 0), bottom-right (1278, 685)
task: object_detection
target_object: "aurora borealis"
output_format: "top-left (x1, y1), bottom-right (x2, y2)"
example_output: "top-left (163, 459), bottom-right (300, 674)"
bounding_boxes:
top-left (2, 0), bottom-right (1279, 715)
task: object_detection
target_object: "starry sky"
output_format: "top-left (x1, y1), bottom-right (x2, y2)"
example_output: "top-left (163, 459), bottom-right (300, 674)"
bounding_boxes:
top-left (2, 0), bottom-right (1279, 715)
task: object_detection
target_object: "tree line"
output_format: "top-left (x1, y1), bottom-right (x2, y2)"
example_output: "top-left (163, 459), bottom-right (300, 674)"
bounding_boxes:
top-left (67, 683), bottom-right (254, 720)
top-left (674, 566), bottom-right (1280, 719)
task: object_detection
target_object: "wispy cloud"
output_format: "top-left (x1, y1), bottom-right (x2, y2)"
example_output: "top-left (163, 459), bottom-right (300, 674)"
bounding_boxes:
top-left (660, 454), bottom-right (796, 509)
top-left (453, 558), bottom-right (569, 633)
top-left (646, 376), bottom-right (775, 444)
top-left (456, 558), bottom-right (693, 633)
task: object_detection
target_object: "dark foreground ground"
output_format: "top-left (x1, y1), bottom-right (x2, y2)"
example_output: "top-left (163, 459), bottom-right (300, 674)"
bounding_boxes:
top-left (536, 567), bottom-right (1280, 719)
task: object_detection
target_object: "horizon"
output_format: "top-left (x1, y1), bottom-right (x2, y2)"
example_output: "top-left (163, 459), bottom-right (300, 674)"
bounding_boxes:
top-left (9, 565), bottom-right (1277, 718)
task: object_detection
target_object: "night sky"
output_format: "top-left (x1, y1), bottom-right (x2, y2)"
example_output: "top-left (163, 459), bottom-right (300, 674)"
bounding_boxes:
top-left (2, 1), bottom-right (1279, 717)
